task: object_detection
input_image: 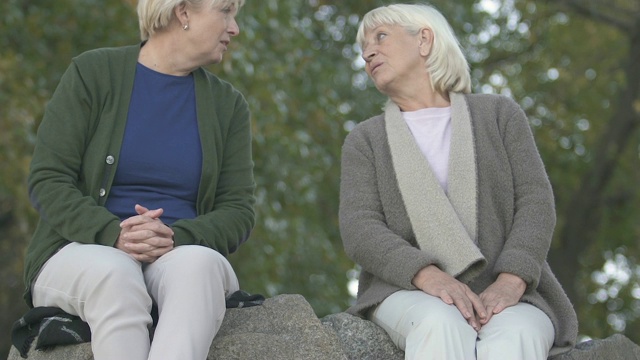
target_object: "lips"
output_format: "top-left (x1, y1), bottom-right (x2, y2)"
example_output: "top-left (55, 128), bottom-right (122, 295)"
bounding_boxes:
top-left (370, 62), bottom-right (382, 73)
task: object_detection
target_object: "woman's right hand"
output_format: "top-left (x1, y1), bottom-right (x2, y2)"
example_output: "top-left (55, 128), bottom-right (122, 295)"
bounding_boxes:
top-left (412, 265), bottom-right (487, 331)
top-left (116, 204), bottom-right (174, 262)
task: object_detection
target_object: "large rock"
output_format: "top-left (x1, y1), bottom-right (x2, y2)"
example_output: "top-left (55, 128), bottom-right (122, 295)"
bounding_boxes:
top-left (551, 333), bottom-right (640, 360)
top-left (7, 294), bottom-right (346, 360)
top-left (321, 312), bottom-right (403, 360)
top-left (208, 294), bottom-right (345, 360)
top-left (8, 294), bottom-right (640, 360)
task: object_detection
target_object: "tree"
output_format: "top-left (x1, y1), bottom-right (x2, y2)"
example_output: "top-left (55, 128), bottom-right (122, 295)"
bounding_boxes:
top-left (1, 0), bottom-right (639, 358)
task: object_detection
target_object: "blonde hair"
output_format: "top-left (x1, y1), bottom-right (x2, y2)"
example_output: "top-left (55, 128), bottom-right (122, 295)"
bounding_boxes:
top-left (356, 3), bottom-right (471, 95)
top-left (137, 0), bottom-right (245, 40)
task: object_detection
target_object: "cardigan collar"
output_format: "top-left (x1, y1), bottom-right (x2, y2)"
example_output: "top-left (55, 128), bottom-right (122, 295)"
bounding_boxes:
top-left (384, 92), bottom-right (486, 282)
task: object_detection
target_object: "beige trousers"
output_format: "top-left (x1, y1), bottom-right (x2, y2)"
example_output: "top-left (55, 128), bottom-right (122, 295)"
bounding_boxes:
top-left (370, 290), bottom-right (554, 360)
top-left (32, 243), bottom-right (239, 360)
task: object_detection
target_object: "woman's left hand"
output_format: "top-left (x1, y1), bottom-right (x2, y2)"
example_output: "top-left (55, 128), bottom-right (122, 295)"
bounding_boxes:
top-left (118, 204), bottom-right (174, 262)
top-left (478, 273), bottom-right (526, 325)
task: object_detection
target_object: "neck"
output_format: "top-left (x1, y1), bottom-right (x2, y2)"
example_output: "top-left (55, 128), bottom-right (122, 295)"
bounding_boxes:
top-left (390, 90), bottom-right (450, 112)
top-left (383, 72), bottom-right (450, 111)
top-left (139, 34), bottom-right (195, 76)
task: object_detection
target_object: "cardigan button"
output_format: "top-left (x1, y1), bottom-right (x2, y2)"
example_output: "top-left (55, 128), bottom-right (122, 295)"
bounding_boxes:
top-left (99, 188), bottom-right (106, 197)
top-left (105, 155), bottom-right (115, 165)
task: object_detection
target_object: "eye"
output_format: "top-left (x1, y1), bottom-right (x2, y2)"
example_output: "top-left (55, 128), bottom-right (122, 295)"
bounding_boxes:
top-left (376, 32), bottom-right (387, 41)
top-left (221, 4), bottom-right (236, 15)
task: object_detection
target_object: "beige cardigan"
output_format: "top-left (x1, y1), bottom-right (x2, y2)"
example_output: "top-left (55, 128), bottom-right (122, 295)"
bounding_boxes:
top-left (339, 93), bottom-right (578, 356)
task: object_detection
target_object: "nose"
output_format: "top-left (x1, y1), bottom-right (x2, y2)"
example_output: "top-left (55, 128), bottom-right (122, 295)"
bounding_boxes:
top-left (361, 44), bottom-right (376, 62)
top-left (228, 17), bottom-right (240, 36)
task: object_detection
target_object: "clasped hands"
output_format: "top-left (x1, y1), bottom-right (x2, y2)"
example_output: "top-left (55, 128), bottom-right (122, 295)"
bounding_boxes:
top-left (115, 204), bottom-right (175, 263)
top-left (412, 265), bottom-right (526, 331)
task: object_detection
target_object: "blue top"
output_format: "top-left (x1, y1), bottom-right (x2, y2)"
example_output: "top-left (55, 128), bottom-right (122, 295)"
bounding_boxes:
top-left (105, 63), bottom-right (202, 224)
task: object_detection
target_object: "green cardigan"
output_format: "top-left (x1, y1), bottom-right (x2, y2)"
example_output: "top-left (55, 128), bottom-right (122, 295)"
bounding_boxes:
top-left (339, 93), bottom-right (578, 356)
top-left (24, 44), bottom-right (256, 307)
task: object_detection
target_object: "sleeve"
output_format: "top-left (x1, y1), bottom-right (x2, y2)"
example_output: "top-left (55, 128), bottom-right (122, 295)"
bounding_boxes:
top-left (170, 93), bottom-right (256, 256)
top-left (27, 60), bottom-right (122, 246)
top-left (492, 97), bottom-right (556, 289)
top-left (338, 126), bottom-right (432, 290)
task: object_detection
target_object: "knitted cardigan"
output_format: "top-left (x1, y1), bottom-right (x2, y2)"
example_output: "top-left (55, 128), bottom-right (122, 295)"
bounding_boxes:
top-left (339, 93), bottom-right (578, 356)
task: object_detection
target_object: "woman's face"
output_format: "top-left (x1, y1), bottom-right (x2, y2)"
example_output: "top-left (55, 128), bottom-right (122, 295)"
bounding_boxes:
top-left (184, 1), bottom-right (240, 66)
top-left (360, 24), bottom-right (429, 96)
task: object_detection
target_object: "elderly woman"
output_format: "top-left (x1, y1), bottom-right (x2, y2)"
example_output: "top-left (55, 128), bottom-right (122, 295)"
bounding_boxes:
top-left (22, 0), bottom-right (253, 359)
top-left (339, 3), bottom-right (578, 359)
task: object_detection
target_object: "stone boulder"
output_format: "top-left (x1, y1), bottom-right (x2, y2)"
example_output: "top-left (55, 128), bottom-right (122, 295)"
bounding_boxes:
top-left (8, 294), bottom-right (346, 360)
top-left (551, 333), bottom-right (640, 360)
top-left (8, 294), bottom-right (640, 360)
top-left (321, 312), bottom-right (403, 360)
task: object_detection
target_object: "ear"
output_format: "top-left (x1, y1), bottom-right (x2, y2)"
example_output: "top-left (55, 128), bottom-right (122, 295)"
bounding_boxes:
top-left (174, 2), bottom-right (189, 26)
top-left (418, 27), bottom-right (433, 57)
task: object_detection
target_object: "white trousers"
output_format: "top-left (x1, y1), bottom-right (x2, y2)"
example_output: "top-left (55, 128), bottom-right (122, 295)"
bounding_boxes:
top-left (370, 290), bottom-right (555, 360)
top-left (32, 243), bottom-right (239, 360)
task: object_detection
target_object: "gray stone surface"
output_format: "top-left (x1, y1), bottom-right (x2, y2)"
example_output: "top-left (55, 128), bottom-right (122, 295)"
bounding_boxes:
top-left (321, 312), bottom-right (403, 360)
top-left (8, 295), bottom-right (640, 360)
top-left (552, 333), bottom-right (640, 360)
top-left (208, 294), bottom-right (346, 360)
top-left (7, 294), bottom-right (346, 360)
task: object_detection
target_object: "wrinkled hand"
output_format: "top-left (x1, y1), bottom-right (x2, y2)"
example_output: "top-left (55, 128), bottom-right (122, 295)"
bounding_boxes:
top-left (412, 265), bottom-right (486, 331)
top-left (116, 204), bottom-right (174, 263)
top-left (478, 273), bottom-right (526, 325)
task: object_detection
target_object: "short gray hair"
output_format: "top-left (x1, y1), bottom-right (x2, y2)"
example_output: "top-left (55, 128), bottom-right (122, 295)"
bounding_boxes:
top-left (356, 3), bottom-right (471, 95)
top-left (137, 0), bottom-right (245, 40)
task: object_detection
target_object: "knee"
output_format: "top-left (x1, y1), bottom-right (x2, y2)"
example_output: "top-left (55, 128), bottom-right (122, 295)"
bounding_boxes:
top-left (482, 321), bottom-right (550, 344)
top-left (170, 246), bottom-right (232, 275)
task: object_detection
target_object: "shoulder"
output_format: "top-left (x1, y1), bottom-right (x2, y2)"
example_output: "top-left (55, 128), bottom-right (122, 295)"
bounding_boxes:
top-left (66, 45), bottom-right (140, 89)
top-left (345, 113), bottom-right (385, 144)
top-left (463, 93), bottom-right (522, 116)
top-left (72, 44), bottom-right (139, 69)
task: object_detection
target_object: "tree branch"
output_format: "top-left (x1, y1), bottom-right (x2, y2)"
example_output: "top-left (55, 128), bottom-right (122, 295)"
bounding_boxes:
top-left (545, 0), bottom-right (637, 33)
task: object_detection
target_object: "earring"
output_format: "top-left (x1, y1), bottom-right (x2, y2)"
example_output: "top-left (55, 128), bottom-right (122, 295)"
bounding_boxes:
top-left (183, 24), bottom-right (189, 30)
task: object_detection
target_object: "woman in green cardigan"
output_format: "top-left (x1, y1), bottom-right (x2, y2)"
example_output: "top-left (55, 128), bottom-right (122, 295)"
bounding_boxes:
top-left (339, 3), bottom-right (578, 359)
top-left (24, 0), bottom-right (254, 359)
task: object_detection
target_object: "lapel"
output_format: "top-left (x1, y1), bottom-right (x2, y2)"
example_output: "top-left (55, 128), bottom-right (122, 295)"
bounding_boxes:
top-left (384, 92), bottom-right (486, 281)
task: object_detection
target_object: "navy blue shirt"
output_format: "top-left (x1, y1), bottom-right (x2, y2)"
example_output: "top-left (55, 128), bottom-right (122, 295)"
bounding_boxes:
top-left (105, 63), bottom-right (202, 224)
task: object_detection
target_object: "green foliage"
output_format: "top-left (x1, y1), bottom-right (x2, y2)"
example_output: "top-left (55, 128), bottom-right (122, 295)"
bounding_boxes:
top-left (1, 0), bottom-right (639, 358)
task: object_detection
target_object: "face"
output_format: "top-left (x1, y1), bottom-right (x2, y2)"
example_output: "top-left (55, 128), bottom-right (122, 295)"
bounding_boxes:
top-left (360, 24), bottom-right (429, 95)
top-left (184, 1), bottom-right (240, 65)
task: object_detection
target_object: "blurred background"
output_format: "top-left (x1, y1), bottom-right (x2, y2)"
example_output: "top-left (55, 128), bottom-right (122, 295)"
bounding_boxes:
top-left (1, 0), bottom-right (639, 357)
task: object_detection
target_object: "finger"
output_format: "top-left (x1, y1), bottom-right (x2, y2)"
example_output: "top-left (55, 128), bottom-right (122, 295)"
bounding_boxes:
top-left (450, 294), bottom-right (476, 325)
top-left (468, 291), bottom-right (487, 320)
top-left (120, 211), bottom-right (166, 228)
top-left (135, 204), bottom-right (150, 215)
top-left (481, 311), bottom-right (494, 325)
top-left (438, 290), bottom-right (454, 306)
top-left (125, 222), bottom-right (174, 238)
top-left (128, 222), bottom-right (174, 241)
top-left (130, 252), bottom-right (157, 263)
top-left (125, 243), bottom-right (166, 256)
top-left (491, 300), bottom-right (508, 315)
top-left (123, 229), bottom-right (174, 245)
top-left (121, 215), bottom-right (154, 228)
top-left (134, 204), bottom-right (163, 219)
top-left (126, 234), bottom-right (174, 250)
top-left (144, 207), bottom-right (164, 219)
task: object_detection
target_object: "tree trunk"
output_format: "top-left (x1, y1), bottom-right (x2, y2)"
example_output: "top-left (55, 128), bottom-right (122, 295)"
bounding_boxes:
top-left (549, 26), bottom-right (640, 305)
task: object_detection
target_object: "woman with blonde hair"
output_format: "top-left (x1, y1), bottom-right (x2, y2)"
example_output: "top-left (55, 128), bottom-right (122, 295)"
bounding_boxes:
top-left (340, 3), bottom-right (578, 359)
top-left (22, 0), bottom-right (254, 359)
